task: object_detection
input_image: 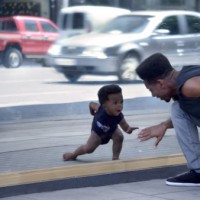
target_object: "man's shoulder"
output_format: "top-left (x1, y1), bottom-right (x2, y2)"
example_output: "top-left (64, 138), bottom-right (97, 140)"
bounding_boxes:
top-left (181, 65), bottom-right (200, 72)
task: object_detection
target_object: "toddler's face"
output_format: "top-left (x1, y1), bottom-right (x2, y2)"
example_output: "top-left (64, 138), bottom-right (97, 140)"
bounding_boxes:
top-left (103, 93), bottom-right (123, 116)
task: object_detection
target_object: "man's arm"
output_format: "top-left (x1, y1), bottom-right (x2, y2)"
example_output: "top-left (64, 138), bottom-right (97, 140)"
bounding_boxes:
top-left (181, 76), bottom-right (200, 98)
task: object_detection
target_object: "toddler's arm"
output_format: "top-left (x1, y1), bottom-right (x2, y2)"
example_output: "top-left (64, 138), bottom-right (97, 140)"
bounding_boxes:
top-left (89, 102), bottom-right (100, 116)
top-left (119, 118), bottom-right (138, 134)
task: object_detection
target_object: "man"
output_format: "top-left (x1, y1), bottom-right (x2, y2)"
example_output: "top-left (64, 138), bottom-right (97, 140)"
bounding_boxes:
top-left (136, 53), bottom-right (200, 186)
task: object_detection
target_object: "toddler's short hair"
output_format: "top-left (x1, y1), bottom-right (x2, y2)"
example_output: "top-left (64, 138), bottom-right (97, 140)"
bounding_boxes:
top-left (98, 84), bottom-right (122, 105)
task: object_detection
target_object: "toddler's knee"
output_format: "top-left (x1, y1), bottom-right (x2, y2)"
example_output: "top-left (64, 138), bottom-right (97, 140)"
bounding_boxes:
top-left (85, 147), bottom-right (95, 154)
top-left (117, 134), bottom-right (124, 143)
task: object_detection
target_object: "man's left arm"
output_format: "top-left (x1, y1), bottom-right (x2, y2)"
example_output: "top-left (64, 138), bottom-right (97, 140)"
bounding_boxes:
top-left (182, 76), bottom-right (200, 97)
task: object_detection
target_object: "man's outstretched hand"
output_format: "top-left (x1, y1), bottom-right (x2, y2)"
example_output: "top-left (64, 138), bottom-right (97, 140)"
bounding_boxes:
top-left (138, 124), bottom-right (166, 148)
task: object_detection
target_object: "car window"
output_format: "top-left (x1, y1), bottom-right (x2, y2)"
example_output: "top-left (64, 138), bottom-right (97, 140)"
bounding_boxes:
top-left (24, 20), bottom-right (38, 32)
top-left (72, 12), bottom-right (84, 29)
top-left (59, 12), bottom-right (84, 30)
top-left (157, 16), bottom-right (179, 35)
top-left (185, 15), bottom-right (200, 33)
top-left (0, 20), bottom-right (17, 31)
top-left (41, 21), bottom-right (58, 32)
top-left (100, 15), bottom-right (151, 34)
top-left (60, 13), bottom-right (69, 29)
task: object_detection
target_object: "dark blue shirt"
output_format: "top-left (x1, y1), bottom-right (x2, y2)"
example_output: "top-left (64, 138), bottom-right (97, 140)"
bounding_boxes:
top-left (176, 65), bottom-right (200, 118)
top-left (92, 106), bottom-right (124, 135)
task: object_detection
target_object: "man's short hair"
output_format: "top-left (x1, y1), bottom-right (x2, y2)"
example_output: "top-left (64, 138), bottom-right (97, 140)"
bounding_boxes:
top-left (136, 53), bottom-right (174, 83)
top-left (98, 84), bottom-right (122, 105)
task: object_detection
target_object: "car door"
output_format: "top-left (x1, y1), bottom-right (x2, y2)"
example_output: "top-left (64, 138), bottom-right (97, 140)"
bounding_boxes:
top-left (40, 21), bottom-right (59, 54)
top-left (152, 15), bottom-right (185, 66)
top-left (181, 14), bottom-right (200, 65)
top-left (21, 19), bottom-right (44, 54)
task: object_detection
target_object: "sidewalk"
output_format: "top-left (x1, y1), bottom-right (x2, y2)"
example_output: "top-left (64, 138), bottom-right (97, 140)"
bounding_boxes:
top-left (1, 179), bottom-right (200, 200)
top-left (0, 97), bottom-right (188, 198)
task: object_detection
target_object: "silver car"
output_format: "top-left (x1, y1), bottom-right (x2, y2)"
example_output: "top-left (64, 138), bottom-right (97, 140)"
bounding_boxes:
top-left (48, 10), bottom-right (200, 82)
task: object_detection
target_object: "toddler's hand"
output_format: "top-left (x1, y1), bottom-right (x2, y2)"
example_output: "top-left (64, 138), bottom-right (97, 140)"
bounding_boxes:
top-left (126, 127), bottom-right (139, 134)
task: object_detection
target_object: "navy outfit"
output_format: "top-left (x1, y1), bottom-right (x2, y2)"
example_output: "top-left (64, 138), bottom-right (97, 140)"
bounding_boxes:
top-left (91, 106), bottom-right (124, 144)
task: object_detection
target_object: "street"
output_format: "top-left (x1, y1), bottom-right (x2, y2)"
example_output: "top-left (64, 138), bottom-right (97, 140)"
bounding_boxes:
top-left (0, 63), bottom-right (151, 108)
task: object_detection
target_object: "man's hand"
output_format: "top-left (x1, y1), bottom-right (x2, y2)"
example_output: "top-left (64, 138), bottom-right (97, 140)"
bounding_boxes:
top-left (138, 123), bottom-right (167, 148)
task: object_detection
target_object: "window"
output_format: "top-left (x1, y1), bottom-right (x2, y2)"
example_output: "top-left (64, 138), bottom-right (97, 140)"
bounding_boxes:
top-left (100, 15), bottom-right (151, 34)
top-left (162, 0), bottom-right (184, 6)
top-left (24, 20), bottom-right (38, 32)
top-left (0, 20), bottom-right (17, 31)
top-left (41, 21), bottom-right (57, 33)
top-left (60, 13), bottom-right (69, 29)
top-left (186, 15), bottom-right (200, 33)
top-left (72, 13), bottom-right (84, 29)
top-left (157, 16), bottom-right (179, 35)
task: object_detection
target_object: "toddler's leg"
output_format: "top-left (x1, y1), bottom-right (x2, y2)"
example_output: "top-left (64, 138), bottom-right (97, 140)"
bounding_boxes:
top-left (112, 128), bottom-right (124, 160)
top-left (63, 131), bottom-right (101, 161)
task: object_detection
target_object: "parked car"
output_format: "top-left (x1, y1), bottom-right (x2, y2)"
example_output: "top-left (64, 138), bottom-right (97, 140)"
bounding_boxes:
top-left (0, 15), bottom-right (60, 68)
top-left (48, 10), bottom-right (200, 82)
top-left (57, 6), bottom-right (130, 38)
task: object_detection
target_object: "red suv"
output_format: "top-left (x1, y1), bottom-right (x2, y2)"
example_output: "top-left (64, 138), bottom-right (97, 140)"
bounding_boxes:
top-left (0, 16), bottom-right (60, 68)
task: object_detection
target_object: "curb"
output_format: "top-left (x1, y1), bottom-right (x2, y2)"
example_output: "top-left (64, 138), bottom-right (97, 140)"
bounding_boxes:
top-left (0, 97), bottom-right (170, 122)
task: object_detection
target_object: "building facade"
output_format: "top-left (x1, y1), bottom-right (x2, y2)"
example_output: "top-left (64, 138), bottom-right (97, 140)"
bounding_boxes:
top-left (63, 0), bottom-right (200, 12)
top-left (0, 0), bottom-right (62, 22)
top-left (0, 0), bottom-right (200, 23)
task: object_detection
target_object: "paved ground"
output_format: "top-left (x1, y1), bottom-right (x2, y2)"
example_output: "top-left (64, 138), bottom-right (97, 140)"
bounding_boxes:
top-left (0, 97), bottom-right (177, 173)
top-left (1, 96), bottom-right (197, 199)
top-left (1, 179), bottom-right (200, 200)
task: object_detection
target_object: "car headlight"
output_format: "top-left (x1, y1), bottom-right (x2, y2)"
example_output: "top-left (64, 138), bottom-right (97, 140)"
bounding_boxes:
top-left (48, 44), bottom-right (62, 55)
top-left (82, 47), bottom-right (107, 59)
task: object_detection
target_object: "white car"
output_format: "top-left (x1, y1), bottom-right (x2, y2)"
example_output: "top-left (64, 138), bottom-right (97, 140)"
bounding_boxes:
top-left (57, 6), bottom-right (130, 38)
top-left (48, 10), bottom-right (200, 82)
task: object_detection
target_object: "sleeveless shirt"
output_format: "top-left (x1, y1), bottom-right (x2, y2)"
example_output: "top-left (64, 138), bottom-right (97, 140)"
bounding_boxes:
top-left (176, 65), bottom-right (200, 118)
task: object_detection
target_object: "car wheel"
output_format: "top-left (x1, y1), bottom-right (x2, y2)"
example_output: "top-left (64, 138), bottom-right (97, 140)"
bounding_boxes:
top-left (118, 53), bottom-right (140, 82)
top-left (3, 48), bottom-right (23, 68)
top-left (63, 72), bottom-right (81, 82)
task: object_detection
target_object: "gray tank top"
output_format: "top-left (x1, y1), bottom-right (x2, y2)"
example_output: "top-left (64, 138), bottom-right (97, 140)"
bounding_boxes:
top-left (176, 65), bottom-right (200, 118)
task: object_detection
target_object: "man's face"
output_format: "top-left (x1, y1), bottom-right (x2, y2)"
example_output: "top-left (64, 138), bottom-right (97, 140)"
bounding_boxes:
top-left (144, 80), bottom-right (172, 102)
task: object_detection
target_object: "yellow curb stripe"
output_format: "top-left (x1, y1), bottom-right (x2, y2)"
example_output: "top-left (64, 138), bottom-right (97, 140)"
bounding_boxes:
top-left (0, 154), bottom-right (186, 187)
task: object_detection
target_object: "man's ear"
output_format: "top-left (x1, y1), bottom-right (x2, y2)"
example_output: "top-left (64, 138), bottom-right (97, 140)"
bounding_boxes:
top-left (157, 79), bottom-right (166, 88)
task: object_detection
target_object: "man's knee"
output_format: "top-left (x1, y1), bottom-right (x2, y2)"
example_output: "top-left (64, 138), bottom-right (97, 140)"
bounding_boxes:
top-left (171, 101), bottom-right (192, 123)
top-left (171, 101), bottom-right (180, 118)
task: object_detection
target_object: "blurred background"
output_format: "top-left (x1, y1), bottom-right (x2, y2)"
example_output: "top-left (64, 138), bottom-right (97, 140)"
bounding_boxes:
top-left (1, 0), bottom-right (200, 23)
top-left (1, 0), bottom-right (200, 106)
